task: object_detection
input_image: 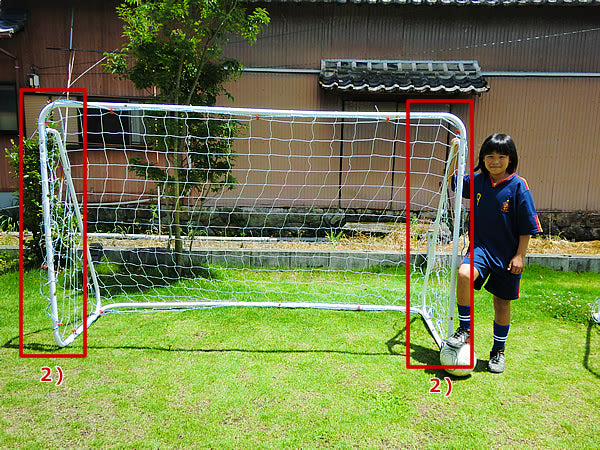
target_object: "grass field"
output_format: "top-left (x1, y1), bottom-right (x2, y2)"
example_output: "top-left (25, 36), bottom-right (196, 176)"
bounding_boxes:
top-left (1, 263), bottom-right (599, 448)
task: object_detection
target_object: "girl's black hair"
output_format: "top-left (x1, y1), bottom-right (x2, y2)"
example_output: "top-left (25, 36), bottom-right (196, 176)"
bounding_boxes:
top-left (475, 133), bottom-right (518, 175)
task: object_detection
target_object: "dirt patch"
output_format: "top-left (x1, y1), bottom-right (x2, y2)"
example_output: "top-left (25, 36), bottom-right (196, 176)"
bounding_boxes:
top-left (527, 236), bottom-right (600, 255)
top-left (3, 231), bottom-right (600, 255)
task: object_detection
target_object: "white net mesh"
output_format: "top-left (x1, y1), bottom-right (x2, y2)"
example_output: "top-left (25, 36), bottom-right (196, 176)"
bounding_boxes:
top-left (39, 101), bottom-right (468, 347)
top-left (592, 298), bottom-right (600, 324)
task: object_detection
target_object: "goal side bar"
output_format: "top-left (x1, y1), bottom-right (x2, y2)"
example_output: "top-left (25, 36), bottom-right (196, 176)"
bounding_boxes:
top-left (38, 101), bottom-right (102, 348)
top-left (406, 98), bottom-right (473, 370)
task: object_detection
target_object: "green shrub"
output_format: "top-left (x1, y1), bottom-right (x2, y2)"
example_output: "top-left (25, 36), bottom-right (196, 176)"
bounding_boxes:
top-left (0, 252), bottom-right (18, 275)
top-left (4, 137), bottom-right (44, 269)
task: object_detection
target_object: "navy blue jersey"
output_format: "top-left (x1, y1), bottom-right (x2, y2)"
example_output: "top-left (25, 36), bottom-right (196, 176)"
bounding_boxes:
top-left (457, 173), bottom-right (543, 270)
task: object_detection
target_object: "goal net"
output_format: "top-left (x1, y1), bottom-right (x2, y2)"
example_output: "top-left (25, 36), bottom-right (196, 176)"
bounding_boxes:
top-left (38, 100), bottom-right (469, 348)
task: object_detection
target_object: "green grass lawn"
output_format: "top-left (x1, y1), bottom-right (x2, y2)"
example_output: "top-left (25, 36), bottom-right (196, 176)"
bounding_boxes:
top-left (1, 264), bottom-right (599, 448)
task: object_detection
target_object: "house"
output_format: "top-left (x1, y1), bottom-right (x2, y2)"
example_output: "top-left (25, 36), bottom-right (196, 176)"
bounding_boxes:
top-left (1, 0), bottom-right (599, 238)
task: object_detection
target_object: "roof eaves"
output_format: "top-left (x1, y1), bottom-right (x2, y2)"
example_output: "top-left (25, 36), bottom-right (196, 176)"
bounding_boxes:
top-left (245, 0), bottom-right (600, 5)
top-left (319, 59), bottom-right (490, 95)
top-left (0, 9), bottom-right (27, 38)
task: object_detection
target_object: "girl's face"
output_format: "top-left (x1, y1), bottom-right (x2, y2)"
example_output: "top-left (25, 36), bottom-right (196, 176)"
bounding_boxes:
top-left (483, 152), bottom-right (510, 180)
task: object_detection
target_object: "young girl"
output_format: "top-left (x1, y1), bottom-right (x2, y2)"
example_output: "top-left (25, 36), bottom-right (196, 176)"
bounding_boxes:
top-left (447, 133), bottom-right (543, 373)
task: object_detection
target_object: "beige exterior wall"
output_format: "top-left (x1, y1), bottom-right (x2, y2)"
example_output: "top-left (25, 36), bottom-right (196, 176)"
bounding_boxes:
top-left (2, 1), bottom-right (599, 213)
top-left (475, 77), bottom-right (600, 212)
top-left (224, 4), bottom-right (599, 73)
top-left (218, 3), bottom-right (600, 212)
top-left (221, 72), bottom-right (600, 212)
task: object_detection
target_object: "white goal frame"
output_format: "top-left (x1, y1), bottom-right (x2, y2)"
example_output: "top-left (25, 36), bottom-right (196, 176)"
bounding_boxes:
top-left (38, 100), bottom-right (469, 349)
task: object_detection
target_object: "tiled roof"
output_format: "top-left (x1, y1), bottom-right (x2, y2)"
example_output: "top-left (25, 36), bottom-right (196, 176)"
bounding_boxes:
top-left (247, 0), bottom-right (599, 5)
top-left (0, 9), bottom-right (27, 38)
top-left (319, 60), bottom-right (490, 95)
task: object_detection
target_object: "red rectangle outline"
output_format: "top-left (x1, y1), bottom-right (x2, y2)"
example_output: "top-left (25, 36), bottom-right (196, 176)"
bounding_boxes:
top-left (19, 88), bottom-right (88, 358)
top-left (405, 99), bottom-right (475, 370)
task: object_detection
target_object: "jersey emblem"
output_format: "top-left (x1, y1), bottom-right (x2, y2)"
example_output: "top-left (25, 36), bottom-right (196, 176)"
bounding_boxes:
top-left (501, 199), bottom-right (510, 213)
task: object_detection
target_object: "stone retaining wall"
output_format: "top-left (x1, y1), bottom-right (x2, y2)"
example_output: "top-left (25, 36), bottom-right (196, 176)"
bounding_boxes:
top-left (537, 212), bottom-right (600, 241)
top-left (88, 205), bottom-right (600, 242)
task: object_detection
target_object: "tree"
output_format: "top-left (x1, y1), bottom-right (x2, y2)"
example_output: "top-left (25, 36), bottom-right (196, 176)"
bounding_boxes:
top-left (104, 0), bottom-right (269, 269)
top-left (105, 0), bottom-right (269, 106)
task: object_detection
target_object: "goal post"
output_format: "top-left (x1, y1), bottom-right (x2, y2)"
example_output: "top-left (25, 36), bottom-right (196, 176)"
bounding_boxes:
top-left (37, 100), bottom-right (469, 348)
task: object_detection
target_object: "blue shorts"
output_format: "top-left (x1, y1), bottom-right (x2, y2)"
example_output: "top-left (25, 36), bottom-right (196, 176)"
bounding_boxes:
top-left (462, 247), bottom-right (521, 300)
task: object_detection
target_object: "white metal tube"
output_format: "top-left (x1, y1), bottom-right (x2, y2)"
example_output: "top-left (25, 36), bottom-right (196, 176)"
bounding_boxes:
top-left (447, 136), bottom-right (468, 339)
top-left (37, 103), bottom-right (62, 344)
top-left (43, 99), bottom-right (467, 124)
top-left (37, 99), bottom-right (468, 349)
top-left (99, 300), bottom-right (416, 313)
top-left (45, 128), bottom-right (103, 314)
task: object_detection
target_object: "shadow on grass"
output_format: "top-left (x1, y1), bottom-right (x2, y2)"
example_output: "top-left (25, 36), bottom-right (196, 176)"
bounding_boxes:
top-left (584, 320), bottom-right (600, 379)
top-left (94, 260), bottom-right (215, 297)
top-left (8, 308), bottom-right (420, 358)
top-left (7, 341), bottom-right (394, 357)
top-left (2, 327), bottom-right (65, 353)
top-left (4, 328), bottom-right (395, 357)
top-left (9, 305), bottom-right (448, 361)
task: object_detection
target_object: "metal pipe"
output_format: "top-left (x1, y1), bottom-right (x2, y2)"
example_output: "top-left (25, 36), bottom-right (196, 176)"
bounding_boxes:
top-left (242, 66), bottom-right (600, 78)
top-left (481, 71), bottom-right (600, 78)
top-left (243, 67), bottom-right (320, 74)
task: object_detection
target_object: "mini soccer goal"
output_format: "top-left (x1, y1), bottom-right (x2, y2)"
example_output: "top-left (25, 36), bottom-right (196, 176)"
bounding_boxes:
top-left (37, 100), bottom-right (469, 348)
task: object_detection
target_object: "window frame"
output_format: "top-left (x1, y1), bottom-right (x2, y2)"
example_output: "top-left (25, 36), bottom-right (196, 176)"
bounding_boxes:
top-left (77, 97), bottom-right (147, 149)
top-left (0, 83), bottom-right (18, 134)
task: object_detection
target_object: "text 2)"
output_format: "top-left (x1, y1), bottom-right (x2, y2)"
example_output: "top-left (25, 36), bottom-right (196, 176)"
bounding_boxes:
top-left (429, 377), bottom-right (452, 397)
top-left (40, 367), bottom-right (64, 386)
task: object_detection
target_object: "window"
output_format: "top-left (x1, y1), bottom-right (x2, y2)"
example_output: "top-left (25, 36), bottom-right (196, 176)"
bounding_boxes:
top-left (83, 102), bottom-right (145, 147)
top-left (86, 106), bottom-right (131, 146)
top-left (0, 84), bottom-right (17, 133)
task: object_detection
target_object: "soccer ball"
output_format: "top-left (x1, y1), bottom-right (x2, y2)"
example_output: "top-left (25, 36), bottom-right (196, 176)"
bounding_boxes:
top-left (440, 343), bottom-right (477, 376)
